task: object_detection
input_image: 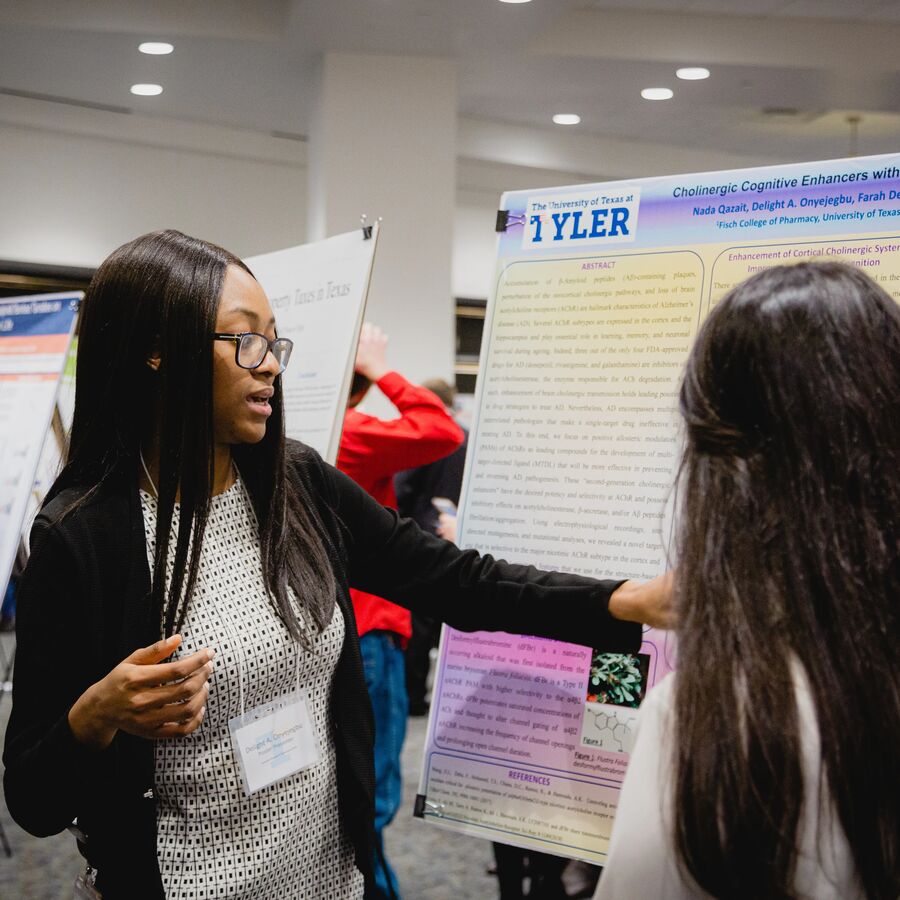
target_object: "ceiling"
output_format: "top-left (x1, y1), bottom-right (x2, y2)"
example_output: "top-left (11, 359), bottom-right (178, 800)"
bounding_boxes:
top-left (1, 0), bottom-right (898, 176)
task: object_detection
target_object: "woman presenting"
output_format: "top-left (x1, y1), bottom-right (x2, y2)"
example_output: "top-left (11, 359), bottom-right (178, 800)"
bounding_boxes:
top-left (3, 230), bottom-right (670, 900)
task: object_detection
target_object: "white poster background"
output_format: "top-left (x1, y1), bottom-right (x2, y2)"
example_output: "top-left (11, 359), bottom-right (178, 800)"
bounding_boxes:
top-left (245, 225), bottom-right (379, 463)
top-left (0, 292), bottom-right (80, 596)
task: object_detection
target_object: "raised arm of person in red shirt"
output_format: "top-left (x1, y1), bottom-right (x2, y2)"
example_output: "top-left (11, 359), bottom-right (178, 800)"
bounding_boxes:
top-left (338, 323), bottom-right (464, 489)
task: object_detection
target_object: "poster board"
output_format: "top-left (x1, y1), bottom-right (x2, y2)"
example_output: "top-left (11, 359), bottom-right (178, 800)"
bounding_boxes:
top-left (245, 225), bottom-right (379, 463)
top-left (0, 292), bottom-right (80, 595)
top-left (417, 153), bottom-right (900, 863)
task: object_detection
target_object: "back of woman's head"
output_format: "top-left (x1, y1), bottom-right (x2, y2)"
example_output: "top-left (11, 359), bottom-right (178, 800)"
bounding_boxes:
top-left (674, 262), bottom-right (900, 899)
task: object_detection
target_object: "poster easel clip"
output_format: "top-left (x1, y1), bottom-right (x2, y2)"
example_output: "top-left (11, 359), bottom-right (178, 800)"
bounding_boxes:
top-left (413, 794), bottom-right (445, 819)
top-left (360, 213), bottom-right (381, 240)
top-left (496, 210), bottom-right (526, 233)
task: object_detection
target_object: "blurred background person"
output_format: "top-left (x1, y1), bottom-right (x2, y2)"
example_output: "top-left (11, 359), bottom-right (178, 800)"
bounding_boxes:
top-left (338, 324), bottom-right (464, 899)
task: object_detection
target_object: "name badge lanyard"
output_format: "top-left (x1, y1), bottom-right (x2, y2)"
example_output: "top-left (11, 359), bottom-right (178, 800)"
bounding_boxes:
top-left (220, 582), bottom-right (320, 796)
top-left (218, 597), bottom-right (302, 722)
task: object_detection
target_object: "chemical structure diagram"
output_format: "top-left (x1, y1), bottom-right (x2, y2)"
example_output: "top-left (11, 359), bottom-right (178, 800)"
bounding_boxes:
top-left (580, 704), bottom-right (638, 754)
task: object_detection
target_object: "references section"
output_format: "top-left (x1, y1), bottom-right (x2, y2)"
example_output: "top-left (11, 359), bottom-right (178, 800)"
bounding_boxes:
top-left (424, 754), bottom-right (620, 864)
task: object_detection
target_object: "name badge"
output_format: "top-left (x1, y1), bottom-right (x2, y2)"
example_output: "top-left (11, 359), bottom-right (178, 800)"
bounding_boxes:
top-left (228, 691), bottom-right (320, 795)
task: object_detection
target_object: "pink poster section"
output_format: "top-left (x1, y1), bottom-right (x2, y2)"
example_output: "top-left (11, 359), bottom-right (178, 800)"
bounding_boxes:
top-left (419, 625), bottom-right (673, 862)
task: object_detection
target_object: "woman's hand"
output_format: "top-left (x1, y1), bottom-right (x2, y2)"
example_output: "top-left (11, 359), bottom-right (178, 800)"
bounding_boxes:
top-left (609, 571), bottom-right (675, 630)
top-left (68, 635), bottom-right (215, 750)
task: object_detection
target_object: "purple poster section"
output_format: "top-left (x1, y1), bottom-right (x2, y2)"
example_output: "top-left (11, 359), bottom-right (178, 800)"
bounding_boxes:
top-left (417, 152), bottom-right (900, 863)
top-left (419, 631), bottom-right (672, 864)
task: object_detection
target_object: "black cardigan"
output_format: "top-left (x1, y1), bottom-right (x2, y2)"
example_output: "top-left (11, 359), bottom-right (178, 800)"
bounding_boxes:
top-left (3, 441), bottom-right (639, 898)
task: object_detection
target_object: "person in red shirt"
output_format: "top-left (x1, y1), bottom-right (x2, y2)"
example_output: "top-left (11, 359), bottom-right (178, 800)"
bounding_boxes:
top-left (337, 323), bottom-right (463, 899)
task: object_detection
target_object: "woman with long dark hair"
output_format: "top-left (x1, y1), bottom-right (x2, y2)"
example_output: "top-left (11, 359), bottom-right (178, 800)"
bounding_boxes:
top-left (3, 229), bottom-right (670, 900)
top-left (596, 262), bottom-right (900, 900)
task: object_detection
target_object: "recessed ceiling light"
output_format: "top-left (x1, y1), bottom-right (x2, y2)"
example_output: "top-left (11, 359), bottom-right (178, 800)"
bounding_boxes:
top-left (676, 67), bottom-right (710, 81)
top-left (498, 0), bottom-right (533, 4)
top-left (641, 87), bottom-right (674, 101)
top-left (552, 113), bottom-right (581, 125)
top-left (139, 42), bottom-right (174, 55)
top-left (131, 83), bottom-right (164, 96)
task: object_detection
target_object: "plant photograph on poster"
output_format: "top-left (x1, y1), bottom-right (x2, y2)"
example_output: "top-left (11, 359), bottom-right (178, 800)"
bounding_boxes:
top-left (585, 652), bottom-right (651, 709)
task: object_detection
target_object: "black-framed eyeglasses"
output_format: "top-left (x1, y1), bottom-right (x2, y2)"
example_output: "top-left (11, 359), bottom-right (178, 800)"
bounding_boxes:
top-left (213, 332), bottom-right (293, 373)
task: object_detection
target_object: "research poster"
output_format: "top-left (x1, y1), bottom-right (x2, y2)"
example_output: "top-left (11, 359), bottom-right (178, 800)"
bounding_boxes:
top-left (0, 293), bottom-right (80, 596)
top-left (245, 225), bottom-right (379, 463)
top-left (417, 153), bottom-right (900, 863)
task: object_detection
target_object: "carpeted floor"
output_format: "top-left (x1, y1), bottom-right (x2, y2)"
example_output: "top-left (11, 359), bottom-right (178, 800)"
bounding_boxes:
top-left (388, 710), bottom-right (496, 899)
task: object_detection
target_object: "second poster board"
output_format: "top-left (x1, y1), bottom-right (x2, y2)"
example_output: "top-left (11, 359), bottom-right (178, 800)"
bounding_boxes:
top-left (0, 293), bottom-right (80, 595)
top-left (245, 224), bottom-right (379, 463)
top-left (417, 152), bottom-right (900, 863)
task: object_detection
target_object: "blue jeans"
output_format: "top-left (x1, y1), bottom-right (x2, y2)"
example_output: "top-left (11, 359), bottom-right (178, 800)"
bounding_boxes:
top-left (360, 631), bottom-right (408, 900)
top-left (1, 578), bottom-right (16, 621)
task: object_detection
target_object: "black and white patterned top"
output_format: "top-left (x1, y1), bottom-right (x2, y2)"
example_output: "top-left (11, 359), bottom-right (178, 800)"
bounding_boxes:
top-left (140, 478), bottom-right (364, 899)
